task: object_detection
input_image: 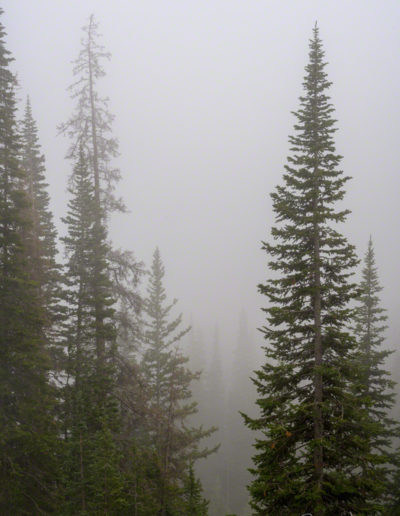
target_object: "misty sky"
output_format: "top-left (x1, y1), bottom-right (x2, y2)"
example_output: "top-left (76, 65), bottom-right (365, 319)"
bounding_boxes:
top-left (4, 1), bottom-right (400, 368)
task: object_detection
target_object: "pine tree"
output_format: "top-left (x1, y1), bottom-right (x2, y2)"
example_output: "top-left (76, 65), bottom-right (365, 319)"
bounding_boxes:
top-left (140, 248), bottom-right (215, 515)
top-left (353, 238), bottom-right (399, 508)
top-left (243, 25), bottom-right (381, 515)
top-left (59, 15), bottom-right (146, 512)
top-left (59, 12), bottom-right (140, 361)
top-left (59, 9), bottom-right (142, 386)
top-left (354, 238), bottom-right (392, 411)
top-left (20, 96), bottom-right (63, 367)
top-left (61, 146), bottom-right (125, 514)
top-left (0, 10), bottom-right (59, 512)
top-left (182, 463), bottom-right (209, 516)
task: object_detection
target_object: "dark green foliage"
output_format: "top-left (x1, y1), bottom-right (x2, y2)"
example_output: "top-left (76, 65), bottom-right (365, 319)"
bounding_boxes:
top-left (244, 25), bottom-right (384, 515)
top-left (119, 441), bottom-right (161, 515)
top-left (20, 96), bottom-right (64, 367)
top-left (61, 147), bottom-right (123, 514)
top-left (387, 470), bottom-right (400, 516)
top-left (0, 9), bottom-right (220, 514)
top-left (0, 10), bottom-right (59, 513)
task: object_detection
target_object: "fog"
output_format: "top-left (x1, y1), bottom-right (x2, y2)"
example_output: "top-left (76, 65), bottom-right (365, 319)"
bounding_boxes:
top-left (5, 0), bottom-right (400, 354)
top-left (4, 1), bottom-right (400, 511)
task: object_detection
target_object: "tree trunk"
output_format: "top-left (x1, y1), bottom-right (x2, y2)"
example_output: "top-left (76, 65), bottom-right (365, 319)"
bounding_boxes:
top-left (87, 14), bottom-right (105, 372)
top-left (313, 181), bottom-right (323, 515)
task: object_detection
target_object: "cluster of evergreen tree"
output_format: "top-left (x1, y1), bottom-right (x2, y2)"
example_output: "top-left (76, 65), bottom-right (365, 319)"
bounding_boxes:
top-left (0, 10), bottom-right (211, 514)
top-left (244, 24), bottom-right (400, 516)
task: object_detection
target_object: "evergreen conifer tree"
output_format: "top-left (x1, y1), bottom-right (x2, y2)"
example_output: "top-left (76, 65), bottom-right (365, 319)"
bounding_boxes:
top-left (20, 96), bottom-right (63, 367)
top-left (59, 15), bottom-right (147, 512)
top-left (0, 10), bottom-right (59, 512)
top-left (182, 463), bottom-right (209, 516)
top-left (59, 10), bottom-right (142, 382)
top-left (354, 238), bottom-right (392, 410)
top-left (140, 248), bottom-right (214, 515)
top-left (61, 146), bottom-right (125, 514)
top-left (353, 238), bottom-right (399, 509)
top-left (244, 25), bottom-right (382, 515)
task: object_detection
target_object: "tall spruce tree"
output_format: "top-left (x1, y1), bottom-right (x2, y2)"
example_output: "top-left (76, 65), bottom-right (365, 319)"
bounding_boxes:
top-left (0, 10), bottom-right (59, 513)
top-left (59, 13), bottom-right (119, 390)
top-left (353, 238), bottom-right (399, 509)
top-left (244, 25), bottom-right (382, 515)
top-left (354, 238), bottom-right (392, 411)
top-left (59, 15), bottom-right (146, 512)
top-left (61, 146), bottom-right (125, 514)
top-left (59, 10), bottom-right (142, 382)
top-left (20, 96), bottom-right (63, 367)
top-left (140, 248), bottom-right (214, 515)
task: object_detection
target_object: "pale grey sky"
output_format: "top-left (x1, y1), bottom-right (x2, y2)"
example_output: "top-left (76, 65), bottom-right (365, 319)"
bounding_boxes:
top-left (4, 1), bottom-right (400, 368)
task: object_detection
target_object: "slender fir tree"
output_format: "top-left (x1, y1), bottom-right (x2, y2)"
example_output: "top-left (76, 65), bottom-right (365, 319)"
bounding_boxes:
top-left (140, 248), bottom-right (215, 515)
top-left (59, 11), bottom-right (142, 373)
top-left (354, 238), bottom-right (392, 411)
top-left (0, 10), bottom-right (59, 512)
top-left (182, 463), bottom-right (209, 516)
top-left (59, 15), bottom-right (146, 512)
top-left (61, 146), bottom-right (125, 514)
top-left (353, 238), bottom-right (399, 509)
top-left (20, 96), bottom-right (64, 367)
top-left (244, 25), bottom-right (383, 515)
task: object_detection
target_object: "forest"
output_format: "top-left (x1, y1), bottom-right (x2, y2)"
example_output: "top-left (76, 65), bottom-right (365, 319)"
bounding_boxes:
top-left (1, 2), bottom-right (400, 515)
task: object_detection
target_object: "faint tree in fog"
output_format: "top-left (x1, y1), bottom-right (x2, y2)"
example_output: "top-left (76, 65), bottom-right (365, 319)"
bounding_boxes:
top-left (140, 248), bottom-right (215, 515)
top-left (353, 238), bottom-right (400, 509)
top-left (58, 13), bottom-right (124, 215)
